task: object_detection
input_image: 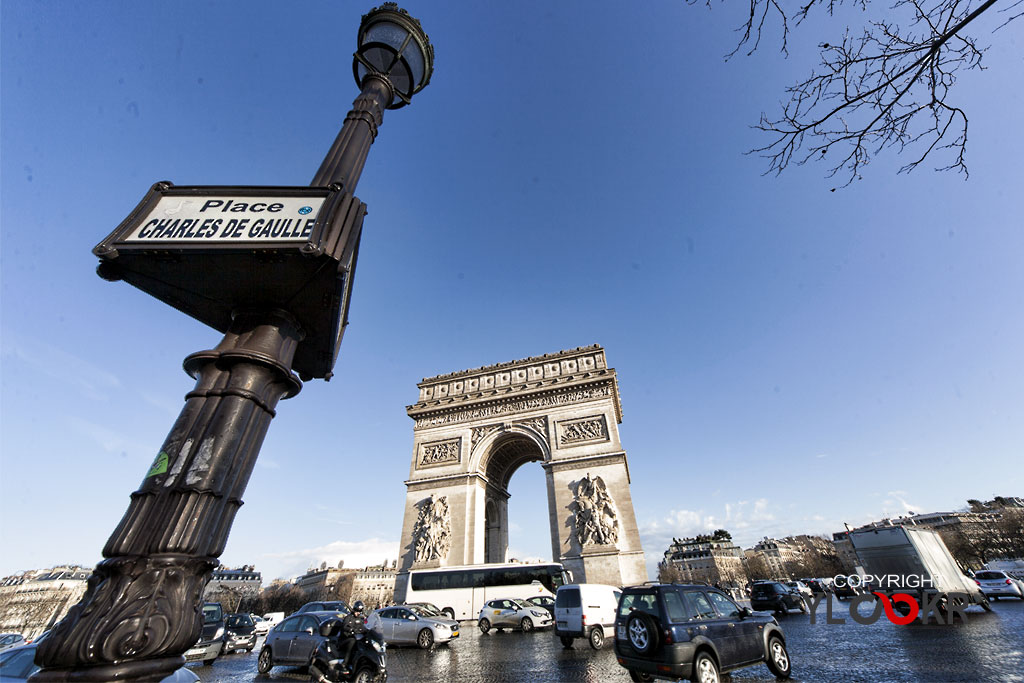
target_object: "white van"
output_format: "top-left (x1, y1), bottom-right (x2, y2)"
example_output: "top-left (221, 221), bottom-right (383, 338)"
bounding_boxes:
top-left (261, 612), bottom-right (285, 632)
top-left (554, 583), bottom-right (621, 650)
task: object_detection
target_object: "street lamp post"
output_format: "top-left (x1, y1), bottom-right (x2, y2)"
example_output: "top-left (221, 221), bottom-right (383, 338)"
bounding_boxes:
top-left (31, 5), bottom-right (432, 681)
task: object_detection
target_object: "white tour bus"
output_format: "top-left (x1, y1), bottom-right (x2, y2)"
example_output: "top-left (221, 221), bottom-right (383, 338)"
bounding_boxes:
top-left (396, 562), bottom-right (572, 621)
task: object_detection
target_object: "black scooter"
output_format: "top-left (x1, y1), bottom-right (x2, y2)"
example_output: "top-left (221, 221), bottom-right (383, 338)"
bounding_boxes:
top-left (310, 618), bottom-right (387, 683)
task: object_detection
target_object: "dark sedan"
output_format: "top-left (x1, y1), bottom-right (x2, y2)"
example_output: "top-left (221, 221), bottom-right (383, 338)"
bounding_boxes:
top-left (750, 582), bottom-right (807, 615)
top-left (295, 600), bottom-right (350, 615)
top-left (257, 611), bottom-right (340, 674)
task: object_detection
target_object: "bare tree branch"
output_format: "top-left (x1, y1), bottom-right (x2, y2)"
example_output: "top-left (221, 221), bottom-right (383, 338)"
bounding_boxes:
top-left (693, 0), bottom-right (1014, 185)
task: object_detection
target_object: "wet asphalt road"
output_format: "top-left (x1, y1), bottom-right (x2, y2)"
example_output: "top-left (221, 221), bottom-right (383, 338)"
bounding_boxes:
top-left (190, 596), bottom-right (1024, 682)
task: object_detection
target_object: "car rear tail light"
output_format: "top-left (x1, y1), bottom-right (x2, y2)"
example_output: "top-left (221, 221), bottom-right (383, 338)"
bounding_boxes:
top-left (663, 629), bottom-right (673, 644)
top-left (657, 665), bottom-right (673, 673)
top-left (974, 579), bottom-right (981, 585)
top-left (582, 614), bottom-right (587, 625)
top-left (1007, 579), bottom-right (1013, 585)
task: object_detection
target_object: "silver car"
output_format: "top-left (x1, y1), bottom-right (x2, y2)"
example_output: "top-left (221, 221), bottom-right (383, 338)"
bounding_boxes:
top-left (974, 570), bottom-right (1024, 599)
top-left (366, 605), bottom-right (460, 649)
top-left (0, 643), bottom-right (200, 682)
top-left (478, 598), bottom-right (554, 633)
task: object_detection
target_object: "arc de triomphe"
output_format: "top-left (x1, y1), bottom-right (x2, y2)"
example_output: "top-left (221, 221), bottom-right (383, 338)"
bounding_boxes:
top-left (393, 345), bottom-right (646, 593)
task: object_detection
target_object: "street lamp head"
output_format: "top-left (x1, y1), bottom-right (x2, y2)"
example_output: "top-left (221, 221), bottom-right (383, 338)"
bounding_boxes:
top-left (354, 3), bottom-right (434, 109)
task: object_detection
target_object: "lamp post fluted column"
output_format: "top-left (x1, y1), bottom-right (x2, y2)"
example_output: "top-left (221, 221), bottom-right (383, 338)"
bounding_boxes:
top-left (313, 76), bottom-right (391, 189)
top-left (31, 4), bottom-right (432, 681)
top-left (34, 312), bottom-right (302, 682)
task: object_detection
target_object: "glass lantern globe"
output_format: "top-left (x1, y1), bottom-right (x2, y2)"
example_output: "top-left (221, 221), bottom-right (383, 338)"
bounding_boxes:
top-left (353, 3), bottom-right (434, 108)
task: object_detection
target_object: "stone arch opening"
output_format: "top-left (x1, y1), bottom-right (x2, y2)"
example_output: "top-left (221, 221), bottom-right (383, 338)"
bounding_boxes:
top-left (481, 433), bottom-right (544, 563)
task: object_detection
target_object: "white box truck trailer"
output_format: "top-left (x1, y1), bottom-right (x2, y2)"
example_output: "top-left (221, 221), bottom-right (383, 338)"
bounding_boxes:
top-left (848, 526), bottom-right (990, 620)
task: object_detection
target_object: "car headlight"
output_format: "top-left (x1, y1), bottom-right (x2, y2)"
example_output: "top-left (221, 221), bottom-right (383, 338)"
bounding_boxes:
top-left (531, 610), bottom-right (545, 618)
top-left (214, 626), bottom-right (225, 640)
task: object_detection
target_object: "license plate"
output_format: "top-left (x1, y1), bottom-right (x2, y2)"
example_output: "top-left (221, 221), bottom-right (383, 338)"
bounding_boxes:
top-left (557, 621), bottom-right (567, 627)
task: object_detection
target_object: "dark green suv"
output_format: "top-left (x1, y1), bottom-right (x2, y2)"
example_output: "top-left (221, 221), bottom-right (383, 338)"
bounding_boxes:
top-left (614, 584), bottom-right (791, 683)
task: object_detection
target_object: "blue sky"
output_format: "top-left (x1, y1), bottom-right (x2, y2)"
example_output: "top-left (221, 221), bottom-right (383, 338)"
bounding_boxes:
top-left (2, 1), bottom-right (1022, 583)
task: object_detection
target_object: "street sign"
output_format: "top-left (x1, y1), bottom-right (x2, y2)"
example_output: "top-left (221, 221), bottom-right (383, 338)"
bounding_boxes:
top-left (123, 194), bottom-right (327, 244)
top-left (94, 183), bottom-right (366, 381)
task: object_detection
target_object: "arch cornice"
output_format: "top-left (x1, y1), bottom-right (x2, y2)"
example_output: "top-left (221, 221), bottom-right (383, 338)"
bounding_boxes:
top-left (408, 377), bottom-right (620, 431)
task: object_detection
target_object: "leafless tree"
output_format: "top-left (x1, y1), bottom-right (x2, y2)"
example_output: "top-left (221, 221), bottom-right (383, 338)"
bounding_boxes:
top-left (691, 0), bottom-right (1020, 185)
top-left (253, 585), bottom-right (309, 616)
top-left (939, 509), bottom-right (1024, 569)
top-left (743, 553), bottom-right (773, 581)
top-left (658, 562), bottom-right (686, 584)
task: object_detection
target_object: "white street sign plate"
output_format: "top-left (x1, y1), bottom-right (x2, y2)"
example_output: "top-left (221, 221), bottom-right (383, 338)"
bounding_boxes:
top-left (124, 195), bottom-right (327, 243)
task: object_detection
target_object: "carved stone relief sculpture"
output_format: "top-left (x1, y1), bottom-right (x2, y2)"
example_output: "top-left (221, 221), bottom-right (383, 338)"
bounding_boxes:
top-left (470, 424), bottom-right (502, 453)
top-left (413, 495), bottom-right (452, 563)
top-left (558, 415), bottom-right (608, 446)
top-left (570, 474), bottom-right (619, 547)
top-left (419, 438), bottom-right (460, 467)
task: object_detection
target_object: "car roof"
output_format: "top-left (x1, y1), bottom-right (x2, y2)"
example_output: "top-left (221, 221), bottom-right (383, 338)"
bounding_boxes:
top-left (289, 610), bottom-right (343, 620)
top-left (622, 583), bottom-right (718, 591)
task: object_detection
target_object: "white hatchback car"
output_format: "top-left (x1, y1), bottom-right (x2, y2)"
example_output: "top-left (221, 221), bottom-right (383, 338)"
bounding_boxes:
top-left (785, 581), bottom-right (813, 599)
top-left (478, 598), bottom-right (554, 633)
top-left (974, 570), bottom-right (1024, 600)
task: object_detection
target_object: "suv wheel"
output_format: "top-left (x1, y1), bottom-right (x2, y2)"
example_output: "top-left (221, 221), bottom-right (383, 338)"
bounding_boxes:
top-left (692, 652), bottom-right (719, 683)
top-left (765, 635), bottom-right (791, 678)
top-left (626, 612), bottom-right (660, 655)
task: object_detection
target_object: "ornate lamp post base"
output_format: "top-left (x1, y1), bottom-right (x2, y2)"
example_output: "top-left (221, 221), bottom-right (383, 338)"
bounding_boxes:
top-left (31, 557), bottom-right (213, 682)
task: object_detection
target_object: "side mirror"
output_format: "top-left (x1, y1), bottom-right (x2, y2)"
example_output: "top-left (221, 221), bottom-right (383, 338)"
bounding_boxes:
top-left (407, 614), bottom-right (417, 621)
top-left (739, 607), bottom-right (752, 619)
